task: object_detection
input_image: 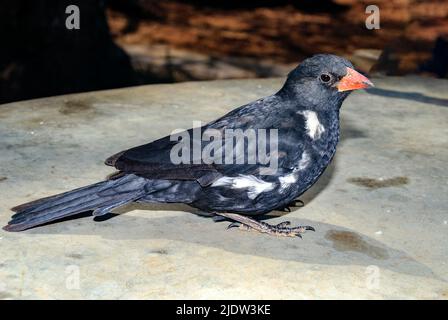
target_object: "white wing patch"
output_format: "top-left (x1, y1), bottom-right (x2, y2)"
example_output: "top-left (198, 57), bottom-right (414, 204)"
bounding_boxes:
top-left (278, 152), bottom-right (311, 192)
top-left (297, 110), bottom-right (325, 140)
top-left (298, 151), bottom-right (311, 170)
top-left (211, 175), bottom-right (275, 199)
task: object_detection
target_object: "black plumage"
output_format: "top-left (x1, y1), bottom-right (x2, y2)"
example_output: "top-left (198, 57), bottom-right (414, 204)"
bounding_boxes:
top-left (4, 54), bottom-right (373, 235)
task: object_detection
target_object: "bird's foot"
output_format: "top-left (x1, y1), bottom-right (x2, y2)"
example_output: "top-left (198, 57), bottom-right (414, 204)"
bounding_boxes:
top-left (217, 213), bottom-right (314, 238)
top-left (277, 199), bottom-right (305, 212)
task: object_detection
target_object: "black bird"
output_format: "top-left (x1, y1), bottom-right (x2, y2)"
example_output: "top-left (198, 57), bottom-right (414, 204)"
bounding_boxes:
top-left (3, 54), bottom-right (373, 237)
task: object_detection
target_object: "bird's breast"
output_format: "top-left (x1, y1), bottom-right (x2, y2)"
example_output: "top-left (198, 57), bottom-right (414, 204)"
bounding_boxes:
top-left (278, 111), bottom-right (340, 197)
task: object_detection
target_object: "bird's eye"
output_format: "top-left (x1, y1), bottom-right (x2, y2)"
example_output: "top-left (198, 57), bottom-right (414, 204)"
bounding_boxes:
top-left (320, 73), bottom-right (331, 83)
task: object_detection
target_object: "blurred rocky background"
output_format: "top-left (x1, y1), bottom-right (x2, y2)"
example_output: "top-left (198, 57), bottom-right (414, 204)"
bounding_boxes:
top-left (1, 0), bottom-right (447, 104)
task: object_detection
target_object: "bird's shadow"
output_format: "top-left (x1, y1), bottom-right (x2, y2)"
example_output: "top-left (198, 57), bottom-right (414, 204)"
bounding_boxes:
top-left (366, 87), bottom-right (448, 107)
top-left (26, 202), bottom-right (442, 283)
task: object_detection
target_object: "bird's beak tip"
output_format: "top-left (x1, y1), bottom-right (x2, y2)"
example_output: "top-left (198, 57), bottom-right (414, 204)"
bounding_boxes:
top-left (337, 67), bottom-right (374, 92)
top-left (363, 78), bottom-right (375, 88)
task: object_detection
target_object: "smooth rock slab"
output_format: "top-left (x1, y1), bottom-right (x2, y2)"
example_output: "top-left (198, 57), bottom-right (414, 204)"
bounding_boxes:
top-left (0, 76), bottom-right (447, 299)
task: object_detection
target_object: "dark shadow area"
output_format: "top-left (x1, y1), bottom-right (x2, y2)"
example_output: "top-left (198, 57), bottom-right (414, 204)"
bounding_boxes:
top-left (26, 207), bottom-right (444, 282)
top-left (38, 210), bottom-right (122, 225)
top-left (0, 0), bottom-right (139, 104)
top-left (340, 117), bottom-right (369, 141)
top-left (94, 212), bottom-right (120, 222)
top-left (18, 211), bottom-right (96, 231)
top-left (420, 36), bottom-right (448, 78)
top-left (366, 88), bottom-right (448, 107)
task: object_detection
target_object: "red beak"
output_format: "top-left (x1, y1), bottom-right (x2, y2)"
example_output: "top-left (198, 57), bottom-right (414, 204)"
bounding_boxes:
top-left (337, 67), bottom-right (374, 92)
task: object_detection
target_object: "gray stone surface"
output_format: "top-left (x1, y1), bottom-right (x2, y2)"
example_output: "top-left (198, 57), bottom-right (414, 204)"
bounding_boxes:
top-left (0, 76), bottom-right (447, 299)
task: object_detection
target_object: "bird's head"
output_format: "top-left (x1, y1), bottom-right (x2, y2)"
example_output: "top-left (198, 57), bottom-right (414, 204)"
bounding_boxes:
top-left (280, 54), bottom-right (374, 111)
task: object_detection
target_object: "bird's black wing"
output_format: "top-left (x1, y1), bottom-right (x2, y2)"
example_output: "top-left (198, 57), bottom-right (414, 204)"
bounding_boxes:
top-left (105, 127), bottom-right (226, 186)
top-left (105, 95), bottom-right (308, 186)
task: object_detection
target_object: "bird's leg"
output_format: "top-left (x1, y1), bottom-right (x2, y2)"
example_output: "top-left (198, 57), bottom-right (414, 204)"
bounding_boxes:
top-left (216, 213), bottom-right (315, 238)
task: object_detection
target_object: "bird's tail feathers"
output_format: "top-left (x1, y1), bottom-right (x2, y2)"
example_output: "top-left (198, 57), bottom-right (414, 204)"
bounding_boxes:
top-left (4, 174), bottom-right (146, 232)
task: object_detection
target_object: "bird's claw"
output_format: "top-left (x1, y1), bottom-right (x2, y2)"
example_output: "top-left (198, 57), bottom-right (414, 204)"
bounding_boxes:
top-left (218, 213), bottom-right (315, 238)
